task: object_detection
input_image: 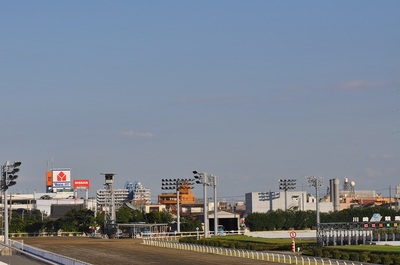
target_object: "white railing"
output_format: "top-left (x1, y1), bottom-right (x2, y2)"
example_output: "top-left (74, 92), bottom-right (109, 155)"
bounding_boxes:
top-left (142, 238), bottom-right (369, 265)
top-left (10, 240), bottom-right (91, 265)
top-left (8, 232), bottom-right (87, 237)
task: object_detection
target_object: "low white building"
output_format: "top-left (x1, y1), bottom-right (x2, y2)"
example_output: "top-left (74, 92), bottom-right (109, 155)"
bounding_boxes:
top-left (245, 191), bottom-right (333, 215)
top-left (1, 191), bottom-right (96, 218)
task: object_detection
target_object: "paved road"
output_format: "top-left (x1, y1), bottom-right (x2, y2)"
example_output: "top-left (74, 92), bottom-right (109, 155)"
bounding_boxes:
top-left (19, 237), bottom-right (282, 265)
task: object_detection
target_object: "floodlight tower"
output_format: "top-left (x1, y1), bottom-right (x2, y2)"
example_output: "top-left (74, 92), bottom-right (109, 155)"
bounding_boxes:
top-left (306, 175), bottom-right (323, 246)
top-left (193, 171), bottom-right (211, 237)
top-left (2, 160), bottom-right (21, 253)
top-left (161, 178), bottom-right (194, 233)
top-left (279, 179), bottom-right (297, 211)
top-left (102, 173), bottom-right (116, 237)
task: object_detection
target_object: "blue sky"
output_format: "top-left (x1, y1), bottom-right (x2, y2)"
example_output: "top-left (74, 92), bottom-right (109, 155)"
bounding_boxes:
top-left (1, 1), bottom-right (399, 202)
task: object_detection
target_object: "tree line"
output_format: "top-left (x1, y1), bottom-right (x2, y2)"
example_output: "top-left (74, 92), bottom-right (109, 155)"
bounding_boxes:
top-left (245, 207), bottom-right (400, 231)
top-left (5, 205), bottom-right (202, 234)
top-left (5, 205), bottom-right (399, 234)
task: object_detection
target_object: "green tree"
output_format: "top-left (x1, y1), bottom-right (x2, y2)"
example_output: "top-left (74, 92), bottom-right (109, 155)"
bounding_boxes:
top-left (116, 206), bottom-right (146, 223)
top-left (145, 210), bottom-right (173, 224)
top-left (181, 216), bottom-right (202, 232)
top-left (57, 209), bottom-right (96, 233)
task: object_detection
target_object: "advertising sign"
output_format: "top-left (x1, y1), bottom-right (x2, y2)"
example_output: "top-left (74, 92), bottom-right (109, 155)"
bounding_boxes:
top-left (46, 171), bottom-right (53, 186)
top-left (52, 170), bottom-right (71, 190)
top-left (53, 182), bottom-right (72, 188)
top-left (73, 179), bottom-right (90, 190)
top-left (52, 170), bottom-right (71, 182)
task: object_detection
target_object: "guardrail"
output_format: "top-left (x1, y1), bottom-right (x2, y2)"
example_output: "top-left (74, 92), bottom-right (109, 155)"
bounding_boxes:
top-left (139, 229), bottom-right (243, 239)
top-left (143, 238), bottom-right (376, 265)
top-left (8, 232), bottom-right (87, 237)
top-left (9, 240), bottom-right (92, 265)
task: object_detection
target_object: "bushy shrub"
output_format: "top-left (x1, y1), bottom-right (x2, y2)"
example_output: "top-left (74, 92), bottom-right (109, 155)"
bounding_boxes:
top-left (359, 252), bottom-right (370, 262)
top-left (247, 243), bottom-right (256, 250)
top-left (332, 250), bottom-right (341, 259)
top-left (349, 252), bottom-right (359, 261)
top-left (370, 254), bottom-right (382, 264)
top-left (235, 242), bottom-right (247, 249)
top-left (341, 252), bottom-right (349, 260)
top-left (392, 255), bottom-right (400, 265)
top-left (314, 248), bottom-right (323, 257)
top-left (381, 255), bottom-right (392, 265)
top-left (323, 250), bottom-right (331, 258)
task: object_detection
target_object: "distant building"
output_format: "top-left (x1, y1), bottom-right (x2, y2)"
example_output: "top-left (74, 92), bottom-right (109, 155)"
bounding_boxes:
top-left (0, 191), bottom-right (96, 219)
top-left (96, 188), bottom-right (129, 212)
top-left (131, 181), bottom-right (151, 205)
top-left (245, 191), bottom-right (333, 215)
top-left (234, 201), bottom-right (246, 212)
top-left (158, 186), bottom-right (196, 213)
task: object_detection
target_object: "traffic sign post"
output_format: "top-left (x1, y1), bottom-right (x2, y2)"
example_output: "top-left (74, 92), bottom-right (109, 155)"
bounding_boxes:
top-left (290, 230), bottom-right (297, 253)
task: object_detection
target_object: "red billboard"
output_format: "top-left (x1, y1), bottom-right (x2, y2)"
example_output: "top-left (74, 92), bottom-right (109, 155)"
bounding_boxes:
top-left (73, 179), bottom-right (90, 190)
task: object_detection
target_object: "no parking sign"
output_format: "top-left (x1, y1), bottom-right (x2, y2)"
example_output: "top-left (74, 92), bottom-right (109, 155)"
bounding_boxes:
top-left (290, 230), bottom-right (296, 253)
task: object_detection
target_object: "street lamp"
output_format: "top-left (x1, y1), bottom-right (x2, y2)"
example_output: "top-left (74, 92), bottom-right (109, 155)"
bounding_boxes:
top-left (161, 178), bottom-right (194, 233)
top-left (1, 160), bottom-right (22, 252)
top-left (306, 175), bottom-right (323, 246)
top-left (279, 179), bottom-right (297, 211)
top-left (193, 171), bottom-right (219, 238)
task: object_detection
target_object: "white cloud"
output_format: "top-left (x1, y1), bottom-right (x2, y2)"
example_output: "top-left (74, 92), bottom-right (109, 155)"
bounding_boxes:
top-left (367, 153), bottom-right (395, 161)
top-left (339, 80), bottom-right (391, 90)
top-left (120, 130), bottom-right (155, 138)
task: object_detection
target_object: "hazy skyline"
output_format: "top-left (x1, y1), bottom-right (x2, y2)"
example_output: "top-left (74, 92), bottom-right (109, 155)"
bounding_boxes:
top-left (1, 1), bottom-right (399, 202)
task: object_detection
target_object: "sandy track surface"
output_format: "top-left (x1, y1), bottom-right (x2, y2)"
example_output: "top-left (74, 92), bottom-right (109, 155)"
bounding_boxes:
top-left (18, 237), bottom-right (281, 265)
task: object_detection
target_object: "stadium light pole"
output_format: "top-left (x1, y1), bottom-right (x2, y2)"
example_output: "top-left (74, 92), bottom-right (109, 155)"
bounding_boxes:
top-left (2, 161), bottom-right (22, 252)
top-left (161, 178), bottom-right (194, 233)
top-left (259, 190), bottom-right (280, 210)
top-left (193, 171), bottom-right (211, 238)
top-left (279, 179), bottom-right (297, 211)
top-left (306, 175), bottom-right (323, 247)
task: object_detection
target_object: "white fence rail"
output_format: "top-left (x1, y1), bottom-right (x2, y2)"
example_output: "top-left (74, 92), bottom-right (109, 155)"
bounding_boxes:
top-left (10, 240), bottom-right (92, 265)
top-left (143, 238), bottom-right (375, 265)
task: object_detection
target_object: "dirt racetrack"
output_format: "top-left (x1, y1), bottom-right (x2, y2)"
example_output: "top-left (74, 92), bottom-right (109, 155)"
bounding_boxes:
top-left (18, 237), bottom-right (281, 265)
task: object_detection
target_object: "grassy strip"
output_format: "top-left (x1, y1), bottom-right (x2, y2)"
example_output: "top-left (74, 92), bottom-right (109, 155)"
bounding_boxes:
top-left (327, 245), bottom-right (400, 254)
top-left (180, 235), bottom-right (316, 251)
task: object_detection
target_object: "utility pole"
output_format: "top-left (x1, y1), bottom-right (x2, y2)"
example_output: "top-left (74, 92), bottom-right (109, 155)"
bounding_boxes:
top-left (212, 175), bottom-right (218, 236)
